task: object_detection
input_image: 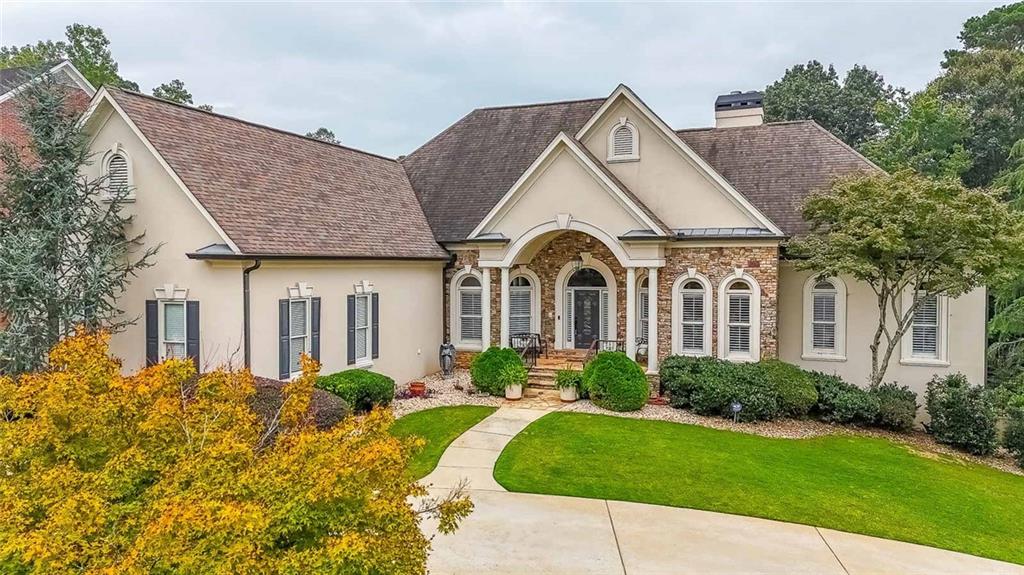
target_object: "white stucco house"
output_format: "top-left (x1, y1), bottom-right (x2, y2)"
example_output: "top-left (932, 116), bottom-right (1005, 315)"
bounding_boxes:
top-left (74, 83), bottom-right (985, 398)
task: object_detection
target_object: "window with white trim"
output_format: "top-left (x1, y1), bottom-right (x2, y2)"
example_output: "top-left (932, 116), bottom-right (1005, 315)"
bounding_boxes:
top-left (509, 276), bottom-right (533, 335)
top-left (458, 275), bottom-right (483, 344)
top-left (911, 293), bottom-right (939, 358)
top-left (288, 298), bottom-right (310, 374)
top-left (354, 293), bottom-right (371, 362)
top-left (680, 280), bottom-right (705, 354)
top-left (726, 281), bottom-right (752, 356)
top-left (638, 277), bottom-right (650, 341)
top-left (607, 118), bottom-right (639, 162)
top-left (811, 280), bottom-right (837, 352)
top-left (160, 300), bottom-right (187, 361)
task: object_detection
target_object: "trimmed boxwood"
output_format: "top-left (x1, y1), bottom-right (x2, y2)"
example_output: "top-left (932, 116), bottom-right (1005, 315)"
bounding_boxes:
top-left (470, 347), bottom-right (522, 396)
top-left (870, 383), bottom-right (918, 431)
top-left (660, 355), bottom-right (717, 408)
top-left (760, 360), bottom-right (818, 418)
top-left (316, 369), bottom-right (395, 414)
top-left (810, 371), bottom-right (879, 425)
top-left (582, 351), bottom-right (649, 412)
top-left (925, 373), bottom-right (998, 456)
top-left (689, 361), bottom-right (782, 422)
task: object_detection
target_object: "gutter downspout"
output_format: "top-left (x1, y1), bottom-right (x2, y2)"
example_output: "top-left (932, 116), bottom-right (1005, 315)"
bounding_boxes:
top-left (242, 259), bottom-right (262, 369)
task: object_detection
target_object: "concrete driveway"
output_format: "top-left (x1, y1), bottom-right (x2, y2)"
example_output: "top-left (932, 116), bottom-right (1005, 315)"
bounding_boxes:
top-left (419, 407), bottom-right (1024, 575)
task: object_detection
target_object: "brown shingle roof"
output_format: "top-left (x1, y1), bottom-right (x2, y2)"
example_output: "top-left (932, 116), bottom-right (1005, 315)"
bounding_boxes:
top-left (108, 89), bottom-right (447, 259)
top-left (401, 97), bottom-right (605, 243)
top-left (677, 121), bottom-right (878, 236)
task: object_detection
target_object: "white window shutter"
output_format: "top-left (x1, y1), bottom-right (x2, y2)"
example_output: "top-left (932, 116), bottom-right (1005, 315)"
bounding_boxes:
top-left (509, 289), bottom-right (532, 334)
top-left (107, 154), bottom-right (129, 194)
top-left (912, 294), bottom-right (939, 357)
top-left (612, 125), bottom-right (634, 157)
top-left (565, 290), bottom-right (574, 344)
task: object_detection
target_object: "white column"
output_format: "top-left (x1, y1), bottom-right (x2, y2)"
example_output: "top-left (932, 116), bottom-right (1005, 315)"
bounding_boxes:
top-left (499, 266), bottom-right (510, 347)
top-left (481, 268), bottom-right (492, 349)
top-left (625, 267), bottom-right (637, 359)
top-left (647, 267), bottom-right (659, 373)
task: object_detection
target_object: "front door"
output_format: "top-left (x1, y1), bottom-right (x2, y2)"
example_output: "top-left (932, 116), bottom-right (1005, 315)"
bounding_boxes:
top-left (573, 289), bottom-right (601, 349)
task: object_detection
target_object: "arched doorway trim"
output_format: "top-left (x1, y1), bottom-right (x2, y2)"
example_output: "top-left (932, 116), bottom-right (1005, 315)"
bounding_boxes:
top-left (554, 256), bottom-right (617, 349)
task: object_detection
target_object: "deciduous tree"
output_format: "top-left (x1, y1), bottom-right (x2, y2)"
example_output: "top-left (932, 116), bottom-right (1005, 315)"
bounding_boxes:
top-left (789, 171), bottom-right (1024, 386)
top-left (0, 332), bottom-right (471, 574)
top-left (0, 24), bottom-right (136, 90)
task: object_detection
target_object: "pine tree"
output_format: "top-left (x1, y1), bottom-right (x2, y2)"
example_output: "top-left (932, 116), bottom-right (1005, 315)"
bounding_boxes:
top-left (0, 76), bottom-right (157, 373)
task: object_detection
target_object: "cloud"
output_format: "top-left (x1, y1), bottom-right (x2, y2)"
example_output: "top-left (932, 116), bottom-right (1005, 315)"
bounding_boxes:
top-left (1, 1), bottom-right (1002, 157)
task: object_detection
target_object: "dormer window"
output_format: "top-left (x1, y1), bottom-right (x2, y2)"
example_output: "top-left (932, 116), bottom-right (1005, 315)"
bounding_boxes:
top-left (102, 145), bottom-right (134, 201)
top-left (607, 117), bottom-right (639, 162)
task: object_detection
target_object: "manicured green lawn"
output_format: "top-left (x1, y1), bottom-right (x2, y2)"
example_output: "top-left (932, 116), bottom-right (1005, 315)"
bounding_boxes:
top-left (391, 405), bottom-right (497, 480)
top-left (493, 412), bottom-right (1024, 565)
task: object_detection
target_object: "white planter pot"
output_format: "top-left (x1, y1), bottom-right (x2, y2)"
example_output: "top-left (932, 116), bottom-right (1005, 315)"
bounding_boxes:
top-left (505, 384), bottom-right (523, 400)
top-left (559, 387), bottom-right (578, 402)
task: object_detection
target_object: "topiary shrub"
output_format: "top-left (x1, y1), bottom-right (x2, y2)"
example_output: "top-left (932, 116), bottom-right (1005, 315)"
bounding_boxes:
top-left (685, 360), bottom-right (781, 422)
top-left (870, 383), bottom-right (918, 431)
top-left (760, 360), bottom-right (818, 418)
top-left (582, 351), bottom-right (649, 412)
top-left (660, 355), bottom-right (717, 408)
top-left (470, 347), bottom-right (522, 396)
top-left (316, 369), bottom-right (395, 414)
top-left (810, 371), bottom-right (879, 425)
top-left (925, 373), bottom-right (998, 455)
top-left (1004, 394), bottom-right (1024, 468)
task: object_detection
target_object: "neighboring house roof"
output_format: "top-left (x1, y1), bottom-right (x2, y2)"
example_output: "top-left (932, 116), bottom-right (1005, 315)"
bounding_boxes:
top-left (401, 97), bottom-right (605, 243)
top-left (105, 88), bottom-right (448, 260)
top-left (677, 121), bottom-right (878, 236)
top-left (0, 67), bottom-right (35, 95)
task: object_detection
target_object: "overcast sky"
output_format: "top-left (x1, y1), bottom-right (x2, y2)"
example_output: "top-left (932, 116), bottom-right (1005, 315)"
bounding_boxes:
top-left (1, 2), bottom-right (1002, 157)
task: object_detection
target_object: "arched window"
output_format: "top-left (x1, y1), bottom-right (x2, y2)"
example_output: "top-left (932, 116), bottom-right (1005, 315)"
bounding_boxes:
top-left (802, 276), bottom-right (847, 360)
top-left (637, 276), bottom-right (650, 341)
top-left (457, 275), bottom-right (482, 345)
top-left (718, 274), bottom-right (761, 361)
top-left (679, 280), bottom-right (706, 354)
top-left (103, 148), bottom-right (133, 200)
top-left (509, 276), bottom-right (533, 335)
top-left (727, 281), bottom-right (751, 356)
top-left (607, 118), bottom-right (639, 162)
top-left (568, 268), bottom-right (607, 287)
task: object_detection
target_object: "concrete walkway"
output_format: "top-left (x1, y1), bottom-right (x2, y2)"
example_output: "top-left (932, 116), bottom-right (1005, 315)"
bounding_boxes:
top-left (420, 407), bottom-right (1024, 575)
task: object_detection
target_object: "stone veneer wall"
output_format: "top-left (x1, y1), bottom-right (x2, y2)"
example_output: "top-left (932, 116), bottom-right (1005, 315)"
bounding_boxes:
top-left (444, 239), bottom-right (780, 367)
top-left (656, 245), bottom-right (779, 361)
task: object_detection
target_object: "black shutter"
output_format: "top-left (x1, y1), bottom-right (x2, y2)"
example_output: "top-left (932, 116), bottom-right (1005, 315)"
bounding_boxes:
top-left (186, 300), bottom-right (200, 373)
top-left (145, 300), bottom-right (158, 366)
top-left (346, 295), bottom-right (356, 365)
top-left (279, 299), bottom-right (289, 379)
top-left (371, 292), bottom-right (379, 359)
top-left (311, 297), bottom-right (321, 362)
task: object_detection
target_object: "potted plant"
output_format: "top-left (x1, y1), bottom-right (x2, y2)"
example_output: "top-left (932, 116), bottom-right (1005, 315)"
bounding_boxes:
top-left (499, 362), bottom-right (528, 400)
top-left (555, 369), bottom-right (582, 402)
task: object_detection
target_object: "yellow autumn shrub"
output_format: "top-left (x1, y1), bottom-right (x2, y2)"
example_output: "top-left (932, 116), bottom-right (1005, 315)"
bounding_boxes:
top-left (0, 331), bottom-right (471, 574)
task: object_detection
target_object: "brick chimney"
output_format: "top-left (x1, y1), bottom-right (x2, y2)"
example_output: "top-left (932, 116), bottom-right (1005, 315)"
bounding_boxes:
top-left (714, 90), bottom-right (764, 128)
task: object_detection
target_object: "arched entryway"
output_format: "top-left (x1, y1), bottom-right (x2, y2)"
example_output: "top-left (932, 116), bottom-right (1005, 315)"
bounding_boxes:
top-left (554, 255), bottom-right (618, 350)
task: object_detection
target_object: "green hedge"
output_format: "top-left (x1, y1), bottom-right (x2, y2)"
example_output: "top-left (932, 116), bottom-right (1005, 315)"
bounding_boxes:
top-left (1004, 394), bottom-right (1024, 467)
top-left (870, 383), bottom-right (918, 431)
top-left (316, 369), bottom-right (394, 414)
top-left (470, 347), bottom-right (523, 396)
top-left (810, 371), bottom-right (879, 425)
top-left (760, 360), bottom-right (818, 418)
top-left (582, 352), bottom-right (649, 412)
top-left (925, 373), bottom-right (997, 456)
